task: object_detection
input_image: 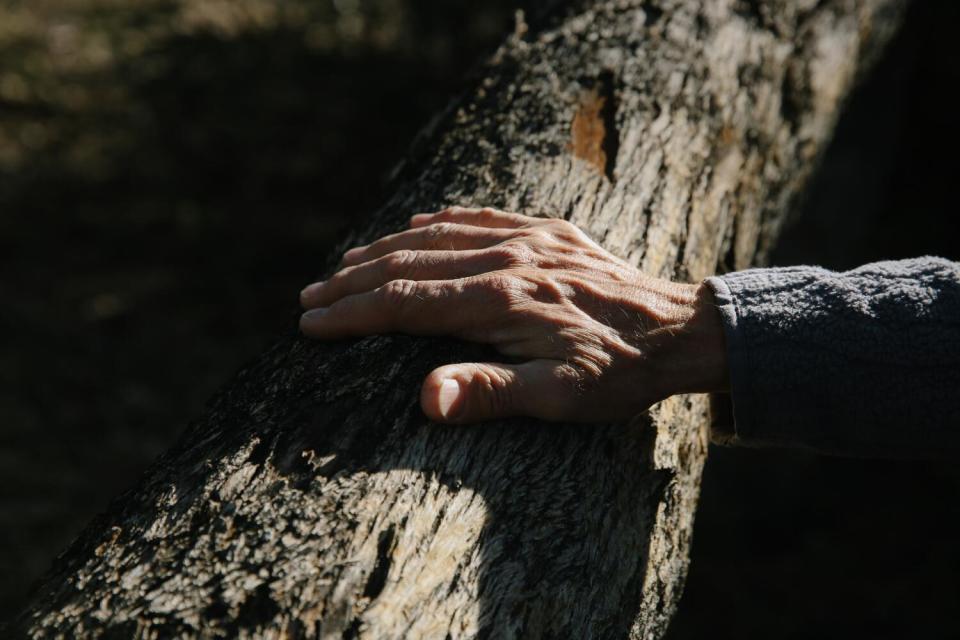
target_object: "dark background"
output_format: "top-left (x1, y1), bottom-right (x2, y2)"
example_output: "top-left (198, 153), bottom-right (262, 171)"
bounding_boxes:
top-left (1, 0), bottom-right (957, 636)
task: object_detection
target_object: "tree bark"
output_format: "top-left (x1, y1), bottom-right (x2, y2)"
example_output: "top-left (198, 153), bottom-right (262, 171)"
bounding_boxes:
top-left (16, 1), bottom-right (901, 638)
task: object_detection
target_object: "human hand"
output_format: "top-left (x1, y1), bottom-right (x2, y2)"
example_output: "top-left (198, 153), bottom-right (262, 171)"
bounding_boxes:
top-left (300, 207), bottom-right (728, 424)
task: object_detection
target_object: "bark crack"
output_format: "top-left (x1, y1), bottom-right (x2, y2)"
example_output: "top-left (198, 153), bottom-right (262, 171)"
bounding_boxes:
top-left (363, 524), bottom-right (396, 601)
top-left (599, 70), bottom-right (620, 182)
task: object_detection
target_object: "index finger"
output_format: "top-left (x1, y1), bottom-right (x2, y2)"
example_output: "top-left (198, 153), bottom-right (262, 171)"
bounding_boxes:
top-left (299, 278), bottom-right (490, 340)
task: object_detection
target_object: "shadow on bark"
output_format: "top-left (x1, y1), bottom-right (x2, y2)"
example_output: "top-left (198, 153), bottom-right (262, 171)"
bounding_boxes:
top-left (21, 329), bottom-right (670, 637)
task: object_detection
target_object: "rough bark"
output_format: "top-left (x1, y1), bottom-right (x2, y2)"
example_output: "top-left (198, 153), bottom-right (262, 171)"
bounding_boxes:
top-left (15, 1), bottom-right (901, 638)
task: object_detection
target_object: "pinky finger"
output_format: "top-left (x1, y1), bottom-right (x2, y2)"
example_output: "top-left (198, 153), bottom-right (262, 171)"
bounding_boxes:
top-left (410, 206), bottom-right (537, 230)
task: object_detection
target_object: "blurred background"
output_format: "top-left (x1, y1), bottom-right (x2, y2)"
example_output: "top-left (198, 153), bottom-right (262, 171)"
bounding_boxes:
top-left (1, 0), bottom-right (957, 636)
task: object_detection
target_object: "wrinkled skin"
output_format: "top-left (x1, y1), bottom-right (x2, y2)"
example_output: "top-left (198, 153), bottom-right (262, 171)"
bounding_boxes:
top-left (300, 207), bottom-right (728, 424)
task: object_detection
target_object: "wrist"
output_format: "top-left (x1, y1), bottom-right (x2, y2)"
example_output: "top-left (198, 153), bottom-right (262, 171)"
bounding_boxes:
top-left (646, 281), bottom-right (729, 402)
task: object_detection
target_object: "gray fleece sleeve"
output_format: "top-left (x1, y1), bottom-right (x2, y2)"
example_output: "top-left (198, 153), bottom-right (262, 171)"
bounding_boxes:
top-left (704, 256), bottom-right (960, 458)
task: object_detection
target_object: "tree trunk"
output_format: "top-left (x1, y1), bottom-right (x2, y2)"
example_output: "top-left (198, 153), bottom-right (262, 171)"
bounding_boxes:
top-left (16, 1), bottom-right (901, 638)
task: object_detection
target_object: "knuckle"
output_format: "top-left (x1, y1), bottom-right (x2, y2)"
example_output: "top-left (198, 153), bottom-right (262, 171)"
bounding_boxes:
top-left (480, 274), bottom-right (523, 308)
top-left (555, 361), bottom-right (593, 394)
top-left (383, 249), bottom-right (418, 278)
top-left (507, 242), bottom-right (535, 266)
top-left (489, 243), bottom-right (532, 268)
top-left (548, 219), bottom-right (582, 241)
top-left (473, 367), bottom-right (513, 417)
top-left (521, 226), bottom-right (552, 242)
top-left (425, 222), bottom-right (452, 240)
top-left (380, 278), bottom-right (418, 307)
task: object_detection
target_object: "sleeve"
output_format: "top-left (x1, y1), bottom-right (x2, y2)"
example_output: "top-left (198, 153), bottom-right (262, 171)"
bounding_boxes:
top-left (703, 256), bottom-right (960, 458)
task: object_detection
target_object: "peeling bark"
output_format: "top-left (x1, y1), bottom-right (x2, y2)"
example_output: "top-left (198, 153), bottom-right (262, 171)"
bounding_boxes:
top-left (14, 1), bottom-right (902, 638)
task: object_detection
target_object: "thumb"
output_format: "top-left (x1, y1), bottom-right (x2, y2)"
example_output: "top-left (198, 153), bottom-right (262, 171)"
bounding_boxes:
top-left (420, 360), bottom-right (569, 424)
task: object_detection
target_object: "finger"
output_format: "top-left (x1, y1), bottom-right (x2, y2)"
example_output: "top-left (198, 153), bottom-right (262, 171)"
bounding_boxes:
top-left (420, 360), bottom-right (575, 423)
top-left (410, 206), bottom-right (538, 230)
top-left (301, 248), bottom-right (511, 309)
top-left (342, 223), bottom-right (515, 266)
top-left (300, 278), bottom-right (488, 339)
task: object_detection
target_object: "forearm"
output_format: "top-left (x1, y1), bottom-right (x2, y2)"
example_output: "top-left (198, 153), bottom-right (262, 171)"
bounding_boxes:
top-left (703, 257), bottom-right (960, 457)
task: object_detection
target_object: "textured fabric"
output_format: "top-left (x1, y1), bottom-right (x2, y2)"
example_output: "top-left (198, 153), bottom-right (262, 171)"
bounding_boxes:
top-left (704, 257), bottom-right (960, 458)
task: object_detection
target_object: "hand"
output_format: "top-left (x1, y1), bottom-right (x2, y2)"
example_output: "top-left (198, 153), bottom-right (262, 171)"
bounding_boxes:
top-left (300, 207), bottom-right (728, 424)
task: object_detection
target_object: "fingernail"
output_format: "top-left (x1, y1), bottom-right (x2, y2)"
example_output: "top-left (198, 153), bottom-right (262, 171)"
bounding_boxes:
top-left (299, 282), bottom-right (324, 305)
top-left (437, 378), bottom-right (462, 419)
top-left (299, 307), bottom-right (328, 330)
top-left (410, 213), bottom-right (434, 225)
top-left (343, 246), bottom-right (365, 261)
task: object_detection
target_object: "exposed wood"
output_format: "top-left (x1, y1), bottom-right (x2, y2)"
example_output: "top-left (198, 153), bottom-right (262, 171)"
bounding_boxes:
top-left (14, 0), bottom-right (902, 638)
